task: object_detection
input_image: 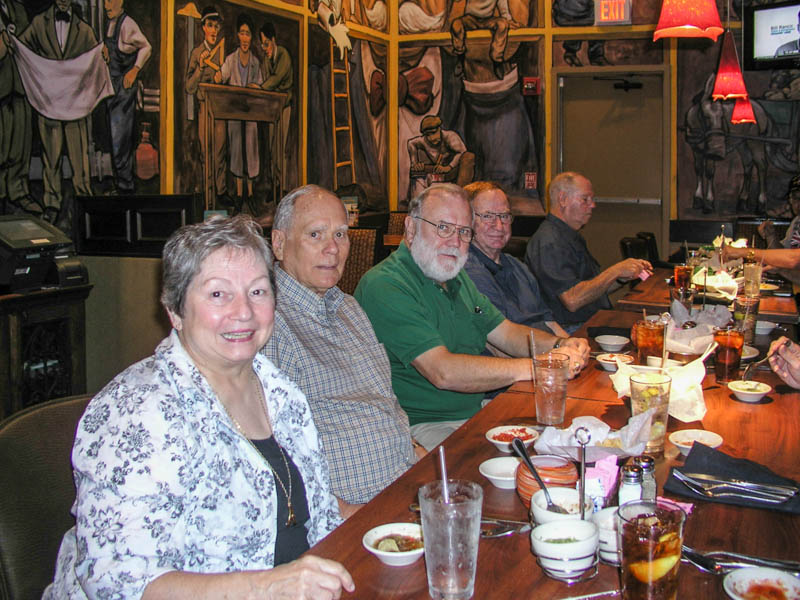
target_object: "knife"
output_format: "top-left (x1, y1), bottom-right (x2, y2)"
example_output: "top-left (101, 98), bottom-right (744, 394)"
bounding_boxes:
top-left (681, 473), bottom-right (798, 496)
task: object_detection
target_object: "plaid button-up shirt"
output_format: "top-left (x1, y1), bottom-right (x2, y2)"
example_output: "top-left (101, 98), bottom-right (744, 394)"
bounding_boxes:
top-left (263, 266), bottom-right (416, 504)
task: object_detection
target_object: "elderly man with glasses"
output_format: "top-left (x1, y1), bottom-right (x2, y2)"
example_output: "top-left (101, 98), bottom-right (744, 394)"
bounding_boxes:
top-left (355, 183), bottom-right (589, 450)
top-left (464, 181), bottom-right (569, 338)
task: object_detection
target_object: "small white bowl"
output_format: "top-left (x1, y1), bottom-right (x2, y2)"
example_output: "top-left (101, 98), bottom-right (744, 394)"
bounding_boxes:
top-left (723, 566), bottom-right (800, 600)
top-left (755, 321), bottom-right (777, 335)
top-left (530, 487), bottom-right (593, 525)
top-left (595, 335), bottom-right (630, 352)
top-left (362, 523), bottom-right (424, 566)
top-left (485, 425), bottom-right (539, 453)
top-left (590, 506), bottom-right (620, 566)
top-left (668, 429), bottom-right (723, 456)
top-left (727, 380), bottom-right (772, 403)
top-left (596, 353), bottom-right (634, 372)
top-left (531, 520), bottom-right (599, 580)
top-left (646, 356), bottom-right (682, 368)
top-left (479, 456), bottom-right (520, 489)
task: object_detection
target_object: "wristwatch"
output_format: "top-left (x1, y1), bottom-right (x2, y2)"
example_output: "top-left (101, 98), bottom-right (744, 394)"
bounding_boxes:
top-left (553, 337), bottom-right (567, 349)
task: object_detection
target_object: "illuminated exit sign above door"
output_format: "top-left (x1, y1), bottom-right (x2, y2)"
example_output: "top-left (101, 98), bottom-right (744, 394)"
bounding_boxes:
top-left (594, 0), bottom-right (632, 25)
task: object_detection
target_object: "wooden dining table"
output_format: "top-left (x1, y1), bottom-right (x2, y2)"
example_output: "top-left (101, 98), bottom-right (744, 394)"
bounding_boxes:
top-left (616, 268), bottom-right (799, 325)
top-left (306, 309), bottom-right (800, 599)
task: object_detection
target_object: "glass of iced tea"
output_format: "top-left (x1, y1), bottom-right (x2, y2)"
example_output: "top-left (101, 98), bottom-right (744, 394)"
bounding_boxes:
top-left (713, 326), bottom-right (744, 383)
top-left (636, 320), bottom-right (665, 365)
top-left (673, 265), bottom-right (692, 290)
top-left (617, 500), bottom-right (686, 600)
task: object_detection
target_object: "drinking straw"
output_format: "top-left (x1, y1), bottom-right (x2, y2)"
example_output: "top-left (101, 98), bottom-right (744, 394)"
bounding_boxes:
top-left (529, 330), bottom-right (537, 387)
top-left (703, 268), bottom-right (708, 310)
top-left (684, 240), bottom-right (689, 261)
top-left (661, 322), bottom-right (669, 373)
top-left (642, 308), bottom-right (646, 320)
top-left (438, 446), bottom-right (450, 503)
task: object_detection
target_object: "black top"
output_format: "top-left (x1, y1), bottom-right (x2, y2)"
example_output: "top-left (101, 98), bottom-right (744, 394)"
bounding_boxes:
top-left (251, 436), bottom-right (311, 565)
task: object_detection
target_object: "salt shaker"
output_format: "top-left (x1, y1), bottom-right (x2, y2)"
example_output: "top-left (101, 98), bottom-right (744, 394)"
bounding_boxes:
top-left (618, 464), bottom-right (643, 505)
top-left (634, 455), bottom-right (657, 502)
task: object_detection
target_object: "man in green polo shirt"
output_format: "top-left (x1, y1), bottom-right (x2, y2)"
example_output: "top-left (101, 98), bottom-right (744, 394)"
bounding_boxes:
top-left (355, 183), bottom-right (590, 450)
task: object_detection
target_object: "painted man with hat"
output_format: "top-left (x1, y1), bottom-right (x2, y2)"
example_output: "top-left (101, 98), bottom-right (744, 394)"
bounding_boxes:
top-left (407, 114), bottom-right (474, 200)
top-left (185, 5), bottom-right (228, 204)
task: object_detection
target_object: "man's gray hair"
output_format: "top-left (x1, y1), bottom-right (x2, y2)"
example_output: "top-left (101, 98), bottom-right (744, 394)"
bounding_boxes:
top-left (274, 184), bottom-right (347, 231)
top-left (161, 214), bottom-right (273, 317)
top-left (548, 171), bottom-right (585, 204)
top-left (408, 183), bottom-right (469, 218)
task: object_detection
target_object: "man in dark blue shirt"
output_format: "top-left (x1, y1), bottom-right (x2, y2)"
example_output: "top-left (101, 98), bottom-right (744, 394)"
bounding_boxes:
top-left (463, 181), bottom-right (569, 339)
top-left (526, 172), bottom-right (651, 332)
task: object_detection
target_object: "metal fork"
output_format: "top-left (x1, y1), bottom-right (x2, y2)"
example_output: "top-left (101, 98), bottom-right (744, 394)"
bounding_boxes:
top-left (674, 471), bottom-right (794, 500)
top-left (674, 471), bottom-right (787, 503)
top-left (742, 339), bottom-right (790, 381)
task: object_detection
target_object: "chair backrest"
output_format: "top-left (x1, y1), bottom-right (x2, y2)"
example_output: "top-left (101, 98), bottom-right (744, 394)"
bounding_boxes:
top-left (734, 218), bottom-right (792, 249)
top-left (620, 236), bottom-right (649, 261)
top-left (339, 226), bottom-right (380, 295)
top-left (387, 211), bottom-right (407, 235)
top-left (0, 394), bottom-right (90, 600)
top-left (636, 232), bottom-right (660, 263)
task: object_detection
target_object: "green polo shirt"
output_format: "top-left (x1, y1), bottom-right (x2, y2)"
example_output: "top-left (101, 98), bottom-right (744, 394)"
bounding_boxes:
top-left (354, 243), bottom-right (505, 425)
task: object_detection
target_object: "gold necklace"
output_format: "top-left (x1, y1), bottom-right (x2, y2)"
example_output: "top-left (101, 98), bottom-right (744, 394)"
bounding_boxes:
top-left (222, 370), bottom-right (296, 527)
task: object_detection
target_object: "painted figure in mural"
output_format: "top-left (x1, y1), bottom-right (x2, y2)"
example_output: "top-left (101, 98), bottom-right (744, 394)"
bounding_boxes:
top-left (315, 0), bottom-right (352, 59)
top-left (259, 21), bottom-right (292, 194)
top-left (0, 0), bottom-right (39, 216)
top-left (217, 13), bottom-right (263, 206)
top-left (17, 0), bottom-right (97, 222)
top-left (685, 74), bottom-right (772, 215)
top-left (775, 10), bottom-right (800, 57)
top-left (102, 0), bottom-right (151, 195)
top-left (407, 115), bottom-right (474, 199)
top-left (450, 0), bottom-right (520, 80)
top-left (185, 6), bottom-right (228, 203)
top-left (552, 0), bottom-right (610, 67)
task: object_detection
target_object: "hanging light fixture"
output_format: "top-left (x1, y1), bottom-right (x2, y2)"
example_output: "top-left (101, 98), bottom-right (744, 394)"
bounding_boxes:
top-left (731, 98), bottom-right (756, 124)
top-left (712, 30), bottom-right (748, 100)
top-left (653, 0), bottom-right (724, 41)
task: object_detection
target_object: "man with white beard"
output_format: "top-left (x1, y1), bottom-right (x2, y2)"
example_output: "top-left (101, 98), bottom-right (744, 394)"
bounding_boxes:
top-left (355, 184), bottom-right (589, 450)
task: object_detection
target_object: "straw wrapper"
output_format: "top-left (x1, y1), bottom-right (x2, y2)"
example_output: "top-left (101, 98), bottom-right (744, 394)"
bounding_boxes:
top-left (609, 343), bottom-right (717, 423)
top-left (533, 415), bottom-right (651, 462)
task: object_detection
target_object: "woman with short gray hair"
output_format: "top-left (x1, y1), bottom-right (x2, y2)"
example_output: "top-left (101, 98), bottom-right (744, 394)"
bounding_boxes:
top-left (46, 214), bottom-right (354, 599)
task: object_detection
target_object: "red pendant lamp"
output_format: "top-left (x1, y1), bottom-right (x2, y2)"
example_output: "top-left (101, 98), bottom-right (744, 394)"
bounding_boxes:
top-left (731, 98), bottom-right (756, 124)
top-left (653, 0), bottom-right (724, 41)
top-left (712, 30), bottom-right (748, 100)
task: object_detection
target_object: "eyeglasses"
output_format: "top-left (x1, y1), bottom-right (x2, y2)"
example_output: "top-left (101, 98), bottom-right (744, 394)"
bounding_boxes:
top-left (413, 216), bottom-right (474, 243)
top-left (474, 211), bottom-right (514, 224)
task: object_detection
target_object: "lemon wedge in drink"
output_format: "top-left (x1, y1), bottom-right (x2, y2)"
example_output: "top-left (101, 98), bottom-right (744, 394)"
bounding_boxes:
top-left (629, 554), bottom-right (680, 583)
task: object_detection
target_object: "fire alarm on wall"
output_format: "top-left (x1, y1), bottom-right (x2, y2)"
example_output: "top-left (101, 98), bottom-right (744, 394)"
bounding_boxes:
top-left (522, 77), bottom-right (541, 96)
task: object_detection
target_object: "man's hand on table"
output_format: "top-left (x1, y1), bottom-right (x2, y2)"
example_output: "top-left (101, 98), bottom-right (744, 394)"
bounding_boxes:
top-left (614, 258), bottom-right (653, 282)
top-left (768, 336), bottom-right (800, 389)
top-left (558, 337), bottom-right (589, 378)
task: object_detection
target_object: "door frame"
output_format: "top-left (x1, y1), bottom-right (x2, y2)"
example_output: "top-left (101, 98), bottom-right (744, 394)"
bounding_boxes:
top-left (550, 63), bottom-right (672, 261)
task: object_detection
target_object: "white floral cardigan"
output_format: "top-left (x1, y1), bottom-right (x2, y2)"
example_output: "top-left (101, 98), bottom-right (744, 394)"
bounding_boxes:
top-left (45, 330), bottom-right (342, 599)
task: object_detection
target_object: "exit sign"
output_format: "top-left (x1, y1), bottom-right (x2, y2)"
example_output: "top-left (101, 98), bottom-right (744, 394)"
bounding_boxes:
top-left (594, 0), bottom-right (631, 25)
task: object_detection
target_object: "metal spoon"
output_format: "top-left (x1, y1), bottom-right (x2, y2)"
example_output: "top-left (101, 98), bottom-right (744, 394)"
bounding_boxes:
top-left (511, 437), bottom-right (568, 514)
top-left (741, 339), bottom-right (790, 381)
top-left (575, 427), bottom-right (591, 520)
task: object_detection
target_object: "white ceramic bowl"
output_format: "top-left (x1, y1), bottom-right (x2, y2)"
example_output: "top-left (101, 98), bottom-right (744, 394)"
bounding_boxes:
top-left (590, 506), bottom-right (620, 565)
top-left (530, 487), bottom-right (593, 525)
top-left (723, 566), bottom-right (800, 600)
top-left (727, 380), bottom-right (772, 403)
top-left (755, 320), bottom-right (777, 335)
top-left (596, 353), bottom-right (634, 372)
top-left (485, 425), bottom-right (539, 453)
top-left (362, 523), bottom-right (424, 566)
top-left (531, 520), bottom-right (599, 580)
top-left (595, 335), bottom-right (630, 352)
top-left (646, 356), bottom-right (682, 368)
top-left (479, 456), bottom-right (520, 489)
top-left (668, 429), bottom-right (723, 456)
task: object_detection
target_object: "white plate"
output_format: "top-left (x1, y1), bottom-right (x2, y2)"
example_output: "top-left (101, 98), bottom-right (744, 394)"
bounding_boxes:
top-left (742, 345), bottom-right (759, 361)
top-left (723, 567), bottom-right (800, 600)
top-left (485, 425), bottom-right (539, 453)
top-left (760, 283), bottom-right (780, 292)
top-left (479, 456), bottom-right (520, 489)
top-left (668, 429), bottom-right (723, 455)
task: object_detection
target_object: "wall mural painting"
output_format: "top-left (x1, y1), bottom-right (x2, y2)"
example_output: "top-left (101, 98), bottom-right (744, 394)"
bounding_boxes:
top-left (677, 36), bottom-right (800, 221)
top-left (0, 0), bottom-right (159, 233)
top-left (393, 0), bottom-right (542, 214)
top-left (173, 2), bottom-right (299, 215)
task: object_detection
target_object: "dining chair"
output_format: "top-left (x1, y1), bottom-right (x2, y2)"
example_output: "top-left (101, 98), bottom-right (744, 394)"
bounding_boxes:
top-left (387, 211), bottom-right (407, 236)
top-left (0, 394), bottom-right (90, 600)
top-left (636, 231), bottom-right (674, 269)
top-left (339, 226), bottom-right (381, 295)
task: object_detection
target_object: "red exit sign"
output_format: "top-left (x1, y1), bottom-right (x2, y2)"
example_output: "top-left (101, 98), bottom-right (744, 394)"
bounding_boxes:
top-left (594, 0), bottom-right (631, 25)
